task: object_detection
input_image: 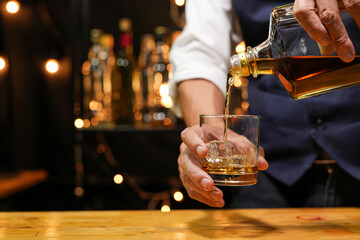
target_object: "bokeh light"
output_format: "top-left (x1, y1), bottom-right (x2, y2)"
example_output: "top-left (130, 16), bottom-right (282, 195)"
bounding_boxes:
top-left (161, 205), bottom-right (171, 212)
top-left (161, 95), bottom-right (173, 108)
top-left (45, 59), bottom-right (59, 74)
top-left (236, 41), bottom-right (246, 53)
top-left (83, 119), bottom-right (91, 128)
top-left (173, 191), bottom-right (184, 202)
top-left (74, 118), bottom-right (84, 129)
top-left (114, 174), bottom-right (124, 184)
top-left (0, 57), bottom-right (6, 70)
top-left (233, 76), bottom-right (242, 87)
top-left (175, 0), bottom-right (185, 7)
top-left (159, 83), bottom-right (169, 97)
top-left (6, 1), bottom-right (20, 14)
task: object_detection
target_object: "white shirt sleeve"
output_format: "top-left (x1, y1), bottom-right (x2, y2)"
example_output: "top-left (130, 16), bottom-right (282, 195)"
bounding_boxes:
top-left (169, 0), bottom-right (240, 118)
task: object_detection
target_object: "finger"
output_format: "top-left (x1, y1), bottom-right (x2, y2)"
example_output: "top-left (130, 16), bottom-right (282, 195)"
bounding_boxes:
top-left (178, 149), bottom-right (225, 206)
top-left (258, 146), bottom-right (269, 170)
top-left (343, 0), bottom-right (360, 28)
top-left (185, 186), bottom-right (225, 208)
top-left (178, 146), bottom-right (214, 191)
top-left (293, 0), bottom-right (332, 46)
top-left (181, 127), bottom-right (208, 157)
top-left (317, 0), bottom-right (355, 62)
top-left (181, 172), bottom-right (224, 202)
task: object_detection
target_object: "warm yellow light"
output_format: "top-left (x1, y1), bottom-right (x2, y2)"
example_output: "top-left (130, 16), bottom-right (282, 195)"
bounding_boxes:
top-left (81, 61), bottom-right (91, 75)
top-left (236, 41), bottom-right (246, 53)
top-left (242, 91), bottom-right (248, 100)
top-left (89, 100), bottom-right (102, 111)
top-left (173, 191), bottom-right (184, 202)
top-left (91, 117), bottom-right (99, 126)
top-left (6, 1), bottom-right (20, 14)
top-left (233, 107), bottom-right (243, 115)
top-left (161, 205), bottom-right (171, 212)
top-left (74, 118), bottom-right (84, 129)
top-left (159, 83), bottom-right (169, 97)
top-left (0, 57), bottom-right (5, 70)
top-left (114, 174), bottom-right (123, 184)
top-left (134, 112), bottom-right (142, 121)
top-left (161, 95), bottom-right (173, 108)
top-left (175, 0), bottom-right (185, 7)
top-left (154, 72), bottom-right (163, 85)
top-left (241, 101), bottom-right (249, 110)
top-left (163, 117), bottom-right (172, 126)
top-left (234, 77), bottom-right (242, 87)
top-left (83, 119), bottom-right (91, 128)
top-left (45, 59), bottom-right (59, 74)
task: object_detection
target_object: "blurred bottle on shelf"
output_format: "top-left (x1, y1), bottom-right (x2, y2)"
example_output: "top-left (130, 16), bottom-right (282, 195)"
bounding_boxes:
top-left (111, 18), bottom-right (136, 125)
top-left (99, 34), bottom-right (116, 125)
top-left (138, 34), bottom-right (155, 124)
top-left (81, 24), bottom-right (179, 128)
top-left (82, 28), bottom-right (105, 127)
top-left (148, 26), bottom-right (175, 127)
top-left (132, 64), bottom-right (142, 126)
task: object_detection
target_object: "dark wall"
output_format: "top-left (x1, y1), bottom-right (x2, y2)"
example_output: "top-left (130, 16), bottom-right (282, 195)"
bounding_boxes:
top-left (0, 0), bottom-right (184, 210)
top-left (0, 1), bottom-right (75, 181)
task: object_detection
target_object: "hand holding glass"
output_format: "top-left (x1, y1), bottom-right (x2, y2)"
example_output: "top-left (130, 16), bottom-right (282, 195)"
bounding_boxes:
top-left (200, 115), bottom-right (260, 186)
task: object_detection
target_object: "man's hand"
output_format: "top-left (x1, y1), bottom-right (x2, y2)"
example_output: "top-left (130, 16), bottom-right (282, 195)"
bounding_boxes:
top-left (293, 0), bottom-right (360, 62)
top-left (178, 126), bottom-right (268, 207)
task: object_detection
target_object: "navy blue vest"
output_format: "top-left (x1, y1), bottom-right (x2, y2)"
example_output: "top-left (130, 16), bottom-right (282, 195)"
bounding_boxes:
top-left (234, 0), bottom-right (360, 185)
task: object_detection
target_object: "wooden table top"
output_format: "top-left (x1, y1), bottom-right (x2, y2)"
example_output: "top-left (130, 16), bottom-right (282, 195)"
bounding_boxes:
top-left (0, 208), bottom-right (360, 239)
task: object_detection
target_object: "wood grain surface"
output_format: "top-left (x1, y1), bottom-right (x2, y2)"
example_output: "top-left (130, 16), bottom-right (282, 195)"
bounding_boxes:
top-left (0, 208), bottom-right (359, 239)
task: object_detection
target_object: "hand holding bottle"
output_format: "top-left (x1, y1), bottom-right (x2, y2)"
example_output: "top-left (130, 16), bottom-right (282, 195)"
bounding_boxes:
top-left (178, 125), bottom-right (268, 207)
top-left (293, 0), bottom-right (360, 62)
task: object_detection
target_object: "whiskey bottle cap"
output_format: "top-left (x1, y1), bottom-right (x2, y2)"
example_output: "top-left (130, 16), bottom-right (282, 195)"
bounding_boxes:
top-left (230, 52), bottom-right (250, 77)
top-left (239, 52), bottom-right (251, 77)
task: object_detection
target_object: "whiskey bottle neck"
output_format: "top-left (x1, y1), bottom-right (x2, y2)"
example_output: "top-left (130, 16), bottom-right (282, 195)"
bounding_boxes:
top-left (230, 44), bottom-right (276, 78)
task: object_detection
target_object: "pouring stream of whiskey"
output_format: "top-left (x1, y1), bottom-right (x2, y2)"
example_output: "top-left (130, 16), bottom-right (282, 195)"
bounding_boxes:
top-left (224, 75), bottom-right (233, 141)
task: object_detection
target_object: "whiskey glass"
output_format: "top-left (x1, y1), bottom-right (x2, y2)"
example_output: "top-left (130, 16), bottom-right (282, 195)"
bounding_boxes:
top-left (200, 114), bottom-right (260, 186)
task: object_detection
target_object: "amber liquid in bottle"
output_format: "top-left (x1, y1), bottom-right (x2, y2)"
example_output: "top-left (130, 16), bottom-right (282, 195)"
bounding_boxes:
top-left (239, 55), bottom-right (360, 100)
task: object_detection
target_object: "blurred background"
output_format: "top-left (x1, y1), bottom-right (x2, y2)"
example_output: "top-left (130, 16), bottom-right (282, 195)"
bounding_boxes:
top-left (0, 0), bottom-right (246, 211)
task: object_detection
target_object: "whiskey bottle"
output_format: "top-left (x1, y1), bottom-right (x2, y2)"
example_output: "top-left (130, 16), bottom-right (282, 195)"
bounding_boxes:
top-left (230, 4), bottom-right (360, 100)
